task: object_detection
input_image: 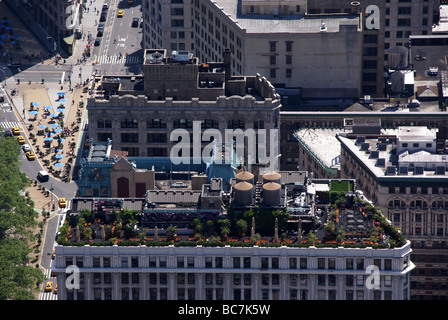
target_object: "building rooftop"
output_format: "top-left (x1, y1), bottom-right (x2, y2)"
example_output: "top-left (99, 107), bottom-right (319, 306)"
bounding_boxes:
top-left (214, 0), bottom-right (361, 34)
top-left (337, 126), bottom-right (448, 178)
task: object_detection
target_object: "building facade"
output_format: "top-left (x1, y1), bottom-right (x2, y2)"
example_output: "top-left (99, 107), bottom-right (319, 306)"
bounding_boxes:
top-left (336, 127), bottom-right (448, 300)
top-left (87, 49), bottom-right (281, 169)
top-left (53, 241), bottom-right (414, 300)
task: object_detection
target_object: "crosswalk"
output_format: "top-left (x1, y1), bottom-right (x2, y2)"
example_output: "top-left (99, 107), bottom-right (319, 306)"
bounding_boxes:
top-left (96, 54), bottom-right (142, 65)
top-left (0, 120), bottom-right (23, 130)
top-left (39, 262), bottom-right (58, 300)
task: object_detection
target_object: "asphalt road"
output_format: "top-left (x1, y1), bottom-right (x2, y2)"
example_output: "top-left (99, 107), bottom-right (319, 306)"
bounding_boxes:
top-left (93, 0), bottom-right (143, 75)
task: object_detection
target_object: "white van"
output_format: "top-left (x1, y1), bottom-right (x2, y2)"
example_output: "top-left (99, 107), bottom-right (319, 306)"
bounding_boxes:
top-left (38, 170), bottom-right (49, 182)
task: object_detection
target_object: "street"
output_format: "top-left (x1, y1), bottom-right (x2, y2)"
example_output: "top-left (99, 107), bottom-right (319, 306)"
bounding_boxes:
top-left (1, 0), bottom-right (144, 301)
top-left (93, 0), bottom-right (143, 75)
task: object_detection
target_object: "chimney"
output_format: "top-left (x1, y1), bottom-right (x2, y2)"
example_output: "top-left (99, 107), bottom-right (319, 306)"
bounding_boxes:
top-left (223, 48), bottom-right (231, 81)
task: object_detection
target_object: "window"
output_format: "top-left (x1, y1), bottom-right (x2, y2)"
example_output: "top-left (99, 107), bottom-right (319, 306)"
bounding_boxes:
top-left (285, 41), bottom-right (292, 51)
top-left (270, 55), bottom-right (276, 65)
top-left (147, 133), bottom-right (167, 143)
top-left (397, 19), bottom-right (411, 26)
top-left (270, 68), bottom-right (276, 78)
top-left (171, 19), bottom-right (184, 27)
top-left (269, 41), bottom-right (276, 52)
top-left (286, 69), bottom-right (292, 78)
top-left (147, 118), bottom-right (167, 128)
top-left (147, 147), bottom-right (167, 157)
top-left (173, 119), bottom-right (193, 129)
top-left (121, 133), bottom-right (139, 143)
top-left (121, 118), bottom-right (138, 128)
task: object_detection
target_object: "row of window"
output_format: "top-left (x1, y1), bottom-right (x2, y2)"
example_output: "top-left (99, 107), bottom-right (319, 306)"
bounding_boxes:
top-left (97, 118), bottom-right (253, 129)
top-left (65, 255), bottom-right (397, 271)
top-left (388, 187), bottom-right (448, 195)
top-left (66, 286), bottom-right (397, 300)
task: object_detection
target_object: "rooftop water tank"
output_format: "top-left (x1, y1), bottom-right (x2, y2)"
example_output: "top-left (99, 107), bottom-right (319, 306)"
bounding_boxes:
top-left (233, 181), bottom-right (254, 206)
top-left (262, 182), bottom-right (281, 206)
top-left (262, 172), bottom-right (282, 184)
top-left (236, 171), bottom-right (254, 185)
top-left (388, 46), bottom-right (409, 70)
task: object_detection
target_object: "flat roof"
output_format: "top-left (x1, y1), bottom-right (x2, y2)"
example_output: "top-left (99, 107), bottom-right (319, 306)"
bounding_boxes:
top-left (214, 0), bottom-right (360, 33)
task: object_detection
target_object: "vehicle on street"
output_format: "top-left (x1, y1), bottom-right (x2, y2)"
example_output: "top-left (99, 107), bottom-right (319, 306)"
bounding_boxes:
top-left (45, 282), bottom-right (53, 292)
top-left (38, 170), bottom-right (49, 182)
top-left (132, 17), bottom-right (139, 27)
top-left (12, 126), bottom-right (20, 135)
top-left (102, 3), bottom-right (108, 10)
top-left (59, 197), bottom-right (67, 208)
top-left (26, 151), bottom-right (35, 160)
top-left (127, 0), bottom-right (134, 4)
top-left (100, 13), bottom-right (107, 22)
top-left (97, 29), bottom-right (103, 37)
top-left (117, 10), bottom-right (124, 17)
top-left (17, 135), bottom-right (25, 144)
top-left (54, 285), bottom-right (58, 294)
top-left (140, 18), bottom-right (143, 27)
top-left (94, 38), bottom-right (101, 46)
top-left (22, 144), bottom-right (31, 152)
top-left (4, 129), bottom-right (12, 137)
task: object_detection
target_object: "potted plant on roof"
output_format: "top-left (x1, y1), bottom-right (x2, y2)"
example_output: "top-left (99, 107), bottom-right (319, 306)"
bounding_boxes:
top-left (167, 225), bottom-right (177, 241)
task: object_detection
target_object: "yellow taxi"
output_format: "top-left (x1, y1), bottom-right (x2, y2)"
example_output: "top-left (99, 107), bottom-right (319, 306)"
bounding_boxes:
top-left (117, 10), bottom-right (124, 17)
top-left (59, 197), bottom-right (67, 208)
top-left (127, 0), bottom-right (133, 4)
top-left (12, 126), bottom-right (20, 135)
top-left (54, 284), bottom-right (58, 294)
top-left (45, 281), bottom-right (53, 292)
top-left (17, 135), bottom-right (25, 145)
top-left (52, 249), bottom-right (55, 259)
top-left (26, 151), bottom-right (36, 160)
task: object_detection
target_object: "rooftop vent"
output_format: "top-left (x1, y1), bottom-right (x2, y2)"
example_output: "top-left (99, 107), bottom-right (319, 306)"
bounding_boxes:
top-left (360, 142), bottom-right (370, 151)
top-left (170, 50), bottom-right (193, 62)
top-left (355, 136), bottom-right (365, 145)
top-left (414, 166), bottom-right (424, 175)
top-left (386, 166), bottom-right (396, 175)
top-left (376, 158), bottom-right (386, 167)
top-left (369, 150), bottom-right (379, 159)
top-left (377, 143), bottom-right (387, 151)
top-left (436, 166), bottom-right (446, 175)
top-left (399, 166), bottom-right (409, 175)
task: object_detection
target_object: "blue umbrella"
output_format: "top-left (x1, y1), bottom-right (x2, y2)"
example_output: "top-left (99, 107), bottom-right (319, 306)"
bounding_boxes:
top-left (54, 128), bottom-right (63, 133)
top-left (44, 137), bottom-right (53, 141)
top-left (44, 105), bottom-right (53, 109)
top-left (0, 41), bottom-right (3, 45)
top-left (56, 108), bottom-right (65, 112)
top-left (57, 92), bottom-right (65, 95)
top-left (1, 20), bottom-right (9, 23)
top-left (38, 125), bottom-right (47, 129)
top-left (59, 138), bottom-right (66, 142)
top-left (50, 123), bottom-right (59, 128)
top-left (32, 102), bottom-right (40, 106)
top-left (50, 113), bottom-right (59, 118)
top-left (30, 110), bottom-right (38, 115)
top-left (55, 154), bottom-right (64, 159)
top-left (59, 99), bottom-right (67, 102)
top-left (0, 35), bottom-right (8, 39)
top-left (54, 162), bottom-right (64, 167)
top-left (6, 26), bottom-right (13, 30)
top-left (12, 35), bottom-right (20, 39)
top-left (56, 149), bottom-right (63, 153)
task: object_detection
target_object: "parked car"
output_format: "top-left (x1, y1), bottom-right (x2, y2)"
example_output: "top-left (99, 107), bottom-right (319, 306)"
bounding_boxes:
top-left (94, 38), bottom-right (101, 46)
top-left (12, 126), bottom-right (20, 135)
top-left (45, 282), bottom-right (53, 292)
top-left (22, 144), bottom-right (31, 152)
top-left (100, 13), bottom-right (107, 22)
top-left (26, 151), bottom-right (35, 160)
top-left (4, 129), bottom-right (12, 137)
top-left (132, 17), bottom-right (139, 27)
top-left (17, 135), bottom-right (25, 144)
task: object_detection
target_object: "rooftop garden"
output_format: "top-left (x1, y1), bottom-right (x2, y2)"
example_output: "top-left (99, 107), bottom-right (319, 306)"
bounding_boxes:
top-left (57, 191), bottom-right (406, 249)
